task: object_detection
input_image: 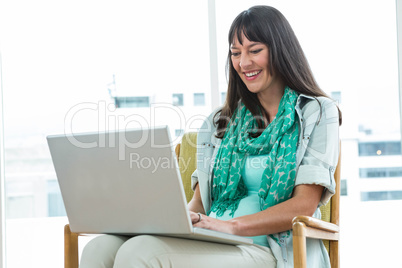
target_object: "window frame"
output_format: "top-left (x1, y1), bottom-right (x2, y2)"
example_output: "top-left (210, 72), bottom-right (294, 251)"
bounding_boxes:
top-left (0, 52), bottom-right (6, 268)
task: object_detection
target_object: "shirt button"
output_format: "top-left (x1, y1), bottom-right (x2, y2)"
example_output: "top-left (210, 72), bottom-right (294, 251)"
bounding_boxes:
top-left (280, 239), bottom-right (285, 243)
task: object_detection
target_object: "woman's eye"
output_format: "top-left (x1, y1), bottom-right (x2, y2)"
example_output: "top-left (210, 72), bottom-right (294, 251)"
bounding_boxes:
top-left (250, 49), bottom-right (263, 54)
top-left (231, 52), bottom-right (240, 57)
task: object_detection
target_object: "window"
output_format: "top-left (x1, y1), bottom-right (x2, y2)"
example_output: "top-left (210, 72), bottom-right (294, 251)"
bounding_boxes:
top-left (6, 181), bottom-right (35, 219)
top-left (175, 129), bottom-right (184, 137)
top-left (340, 179), bottom-right (348, 196)
top-left (330, 91), bottom-right (341, 104)
top-left (358, 141), bottom-right (401, 156)
top-left (361, 191), bottom-right (402, 201)
top-left (194, 93), bottom-right (205, 106)
top-left (172, 94), bottom-right (184, 106)
top-left (221, 92), bottom-right (226, 105)
top-left (6, 195), bottom-right (34, 219)
top-left (47, 180), bottom-right (66, 217)
top-left (113, 96), bottom-right (150, 108)
top-left (360, 167), bottom-right (402, 178)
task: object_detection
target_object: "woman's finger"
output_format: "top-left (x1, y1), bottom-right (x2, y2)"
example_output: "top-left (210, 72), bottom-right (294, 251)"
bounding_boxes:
top-left (189, 211), bottom-right (201, 224)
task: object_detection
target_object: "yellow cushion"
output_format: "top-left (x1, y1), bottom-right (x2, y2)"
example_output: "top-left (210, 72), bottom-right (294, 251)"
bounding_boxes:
top-left (320, 199), bottom-right (331, 252)
top-left (178, 132), bottom-right (198, 203)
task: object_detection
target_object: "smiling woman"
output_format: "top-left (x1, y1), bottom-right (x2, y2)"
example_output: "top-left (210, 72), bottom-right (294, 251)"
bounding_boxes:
top-left (1, 0), bottom-right (402, 267)
top-left (80, 5), bottom-right (341, 268)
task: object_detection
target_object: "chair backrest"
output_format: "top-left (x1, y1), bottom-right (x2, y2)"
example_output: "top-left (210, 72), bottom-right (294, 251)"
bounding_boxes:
top-left (176, 132), bottom-right (340, 262)
top-left (318, 143), bottom-right (341, 265)
top-left (176, 132), bottom-right (198, 203)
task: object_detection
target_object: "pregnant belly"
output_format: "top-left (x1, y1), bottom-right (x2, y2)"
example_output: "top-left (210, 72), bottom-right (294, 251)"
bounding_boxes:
top-left (209, 193), bottom-right (269, 247)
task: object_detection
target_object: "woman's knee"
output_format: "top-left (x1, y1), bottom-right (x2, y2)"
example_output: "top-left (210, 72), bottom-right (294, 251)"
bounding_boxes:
top-left (80, 235), bottom-right (129, 268)
top-left (114, 235), bottom-right (171, 268)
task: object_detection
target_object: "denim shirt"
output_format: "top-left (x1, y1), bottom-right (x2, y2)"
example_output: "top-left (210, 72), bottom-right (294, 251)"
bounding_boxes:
top-left (191, 94), bottom-right (340, 268)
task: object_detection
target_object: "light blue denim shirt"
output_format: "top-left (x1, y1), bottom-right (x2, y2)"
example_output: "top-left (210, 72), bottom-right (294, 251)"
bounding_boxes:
top-left (191, 94), bottom-right (340, 268)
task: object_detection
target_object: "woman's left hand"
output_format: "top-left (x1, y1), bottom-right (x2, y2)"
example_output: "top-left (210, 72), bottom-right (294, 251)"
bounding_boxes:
top-left (189, 211), bottom-right (237, 235)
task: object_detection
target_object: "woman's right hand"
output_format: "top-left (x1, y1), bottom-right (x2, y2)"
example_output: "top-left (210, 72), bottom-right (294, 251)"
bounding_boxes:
top-left (190, 211), bottom-right (238, 235)
top-left (190, 211), bottom-right (203, 224)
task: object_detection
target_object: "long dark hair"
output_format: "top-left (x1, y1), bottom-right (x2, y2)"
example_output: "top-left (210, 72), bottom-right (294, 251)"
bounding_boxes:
top-left (215, 5), bottom-right (342, 138)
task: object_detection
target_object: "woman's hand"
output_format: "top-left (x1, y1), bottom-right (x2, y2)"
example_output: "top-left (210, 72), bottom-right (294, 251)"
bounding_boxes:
top-left (189, 211), bottom-right (238, 235)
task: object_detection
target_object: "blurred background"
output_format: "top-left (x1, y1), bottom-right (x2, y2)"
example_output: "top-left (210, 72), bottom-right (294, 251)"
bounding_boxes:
top-left (0, 0), bottom-right (401, 267)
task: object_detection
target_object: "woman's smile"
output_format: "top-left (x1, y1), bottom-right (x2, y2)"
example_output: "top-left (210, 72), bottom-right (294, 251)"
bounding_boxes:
top-left (244, 70), bottom-right (262, 80)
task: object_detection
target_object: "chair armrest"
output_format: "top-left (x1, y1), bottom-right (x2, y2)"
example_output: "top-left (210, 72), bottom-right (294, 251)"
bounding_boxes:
top-left (292, 216), bottom-right (339, 241)
top-left (292, 216), bottom-right (339, 233)
top-left (292, 216), bottom-right (340, 267)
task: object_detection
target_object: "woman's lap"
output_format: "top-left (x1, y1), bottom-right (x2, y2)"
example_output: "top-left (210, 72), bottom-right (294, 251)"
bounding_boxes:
top-left (80, 235), bottom-right (129, 268)
top-left (80, 234), bottom-right (276, 268)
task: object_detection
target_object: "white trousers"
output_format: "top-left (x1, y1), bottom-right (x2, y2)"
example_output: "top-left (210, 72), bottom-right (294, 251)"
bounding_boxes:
top-left (80, 234), bottom-right (277, 268)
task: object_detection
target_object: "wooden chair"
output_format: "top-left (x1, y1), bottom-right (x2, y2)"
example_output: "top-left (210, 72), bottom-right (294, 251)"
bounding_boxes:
top-left (292, 144), bottom-right (341, 268)
top-left (63, 132), bottom-right (340, 268)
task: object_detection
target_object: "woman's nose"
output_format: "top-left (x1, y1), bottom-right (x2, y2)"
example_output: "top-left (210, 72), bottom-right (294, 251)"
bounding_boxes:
top-left (240, 54), bottom-right (252, 69)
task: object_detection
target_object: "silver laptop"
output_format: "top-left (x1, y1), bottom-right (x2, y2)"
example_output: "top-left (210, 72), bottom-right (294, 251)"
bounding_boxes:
top-left (47, 126), bottom-right (252, 245)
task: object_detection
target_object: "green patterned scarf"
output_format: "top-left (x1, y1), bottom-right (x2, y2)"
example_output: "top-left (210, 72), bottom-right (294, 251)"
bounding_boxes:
top-left (210, 87), bottom-right (299, 217)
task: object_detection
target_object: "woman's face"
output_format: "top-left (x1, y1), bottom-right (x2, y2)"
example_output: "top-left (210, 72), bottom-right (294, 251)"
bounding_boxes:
top-left (230, 34), bottom-right (281, 95)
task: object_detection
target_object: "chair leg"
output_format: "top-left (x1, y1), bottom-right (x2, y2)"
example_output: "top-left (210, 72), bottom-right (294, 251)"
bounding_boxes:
top-left (293, 222), bottom-right (307, 268)
top-left (64, 224), bottom-right (79, 268)
top-left (330, 240), bottom-right (340, 268)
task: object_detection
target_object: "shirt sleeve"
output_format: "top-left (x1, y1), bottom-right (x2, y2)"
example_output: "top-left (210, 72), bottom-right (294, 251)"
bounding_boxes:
top-left (295, 98), bottom-right (340, 206)
top-left (190, 107), bottom-right (220, 192)
top-left (191, 169), bottom-right (198, 191)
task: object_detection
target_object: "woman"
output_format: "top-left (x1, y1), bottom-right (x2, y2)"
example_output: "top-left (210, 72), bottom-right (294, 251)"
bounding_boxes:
top-left (80, 5), bottom-right (341, 268)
